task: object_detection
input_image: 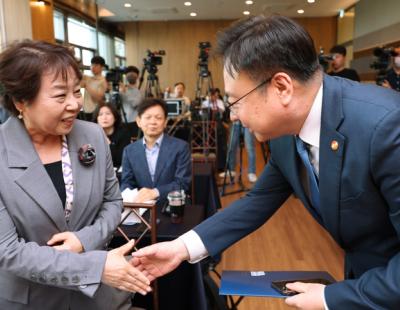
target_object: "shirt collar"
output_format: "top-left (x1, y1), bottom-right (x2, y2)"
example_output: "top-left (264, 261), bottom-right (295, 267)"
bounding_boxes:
top-left (143, 133), bottom-right (164, 148)
top-left (298, 84), bottom-right (323, 148)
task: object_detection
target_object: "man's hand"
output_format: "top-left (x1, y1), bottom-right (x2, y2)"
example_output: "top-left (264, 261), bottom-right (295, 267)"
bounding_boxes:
top-left (135, 188), bottom-right (158, 203)
top-left (284, 282), bottom-right (326, 310)
top-left (47, 232), bottom-right (83, 253)
top-left (382, 80), bottom-right (392, 89)
top-left (102, 240), bottom-right (152, 295)
top-left (130, 239), bottom-right (189, 281)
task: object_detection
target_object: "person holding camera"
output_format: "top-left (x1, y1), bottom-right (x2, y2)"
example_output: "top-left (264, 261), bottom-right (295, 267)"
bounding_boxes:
top-left (81, 56), bottom-right (108, 121)
top-left (119, 66), bottom-right (142, 122)
top-left (382, 47), bottom-right (400, 91)
top-left (328, 45), bottom-right (360, 82)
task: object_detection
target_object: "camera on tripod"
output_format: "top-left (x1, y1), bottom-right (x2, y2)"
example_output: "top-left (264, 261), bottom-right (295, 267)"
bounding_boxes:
top-left (318, 47), bottom-right (335, 72)
top-left (198, 42), bottom-right (211, 77)
top-left (370, 47), bottom-right (398, 85)
top-left (143, 49), bottom-right (165, 76)
top-left (106, 67), bottom-right (125, 91)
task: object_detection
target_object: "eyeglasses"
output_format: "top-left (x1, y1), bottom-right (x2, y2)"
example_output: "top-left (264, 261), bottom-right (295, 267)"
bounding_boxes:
top-left (225, 77), bottom-right (271, 115)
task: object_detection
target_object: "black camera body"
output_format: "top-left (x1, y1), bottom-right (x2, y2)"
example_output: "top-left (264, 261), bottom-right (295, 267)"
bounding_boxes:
top-left (370, 47), bottom-right (398, 85)
top-left (143, 50), bottom-right (165, 76)
top-left (105, 67), bottom-right (125, 89)
top-left (198, 42), bottom-right (211, 77)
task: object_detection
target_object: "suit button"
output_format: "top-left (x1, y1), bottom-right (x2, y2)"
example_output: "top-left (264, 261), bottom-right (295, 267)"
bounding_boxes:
top-left (61, 276), bottom-right (69, 285)
top-left (38, 274), bottom-right (47, 283)
top-left (50, 276), bottom-right (58, 285)
top-left (30, 273), bottom-right (37, 281)
top-left (79, 285), bottom-right (88, 289)
top-left (71, 276), bottom-right (80, 284)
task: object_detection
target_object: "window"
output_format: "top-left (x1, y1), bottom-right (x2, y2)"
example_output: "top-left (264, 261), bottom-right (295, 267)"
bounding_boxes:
top-left (53, 10), bottom-right (65, 41)
top-left (67, 17), bottom-right (97, 49)
top-left (114, 37), bottom-right (126, 68)
top-left (98, 32), bottom-right (115, 68)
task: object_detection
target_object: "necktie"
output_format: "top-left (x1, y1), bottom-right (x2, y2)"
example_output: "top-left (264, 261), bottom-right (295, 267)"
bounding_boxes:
top-left (295, 137), bottom-right (320, 213)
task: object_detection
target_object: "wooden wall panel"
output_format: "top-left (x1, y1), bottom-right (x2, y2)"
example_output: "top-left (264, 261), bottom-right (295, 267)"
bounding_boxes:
top-left (123, 17), bottom-right (337, 99)
top-left (30, 0), bottom-right (55, 42)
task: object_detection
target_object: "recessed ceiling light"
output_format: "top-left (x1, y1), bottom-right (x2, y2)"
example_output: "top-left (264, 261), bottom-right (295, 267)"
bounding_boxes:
top-left (307, 0), bottom-right (315, 3)
top-left (184, 1), bottom-right (192, 6)
top-left (297, 9), bottom-right (305, 14)
top-left (245, 0), bottom-right (254, 4)
top-left (124, 3), bottom-right (132, 8)
top-left (190, 12), bottom-right (197, 17)
top-left (243, 11), bottom-right (250, 15)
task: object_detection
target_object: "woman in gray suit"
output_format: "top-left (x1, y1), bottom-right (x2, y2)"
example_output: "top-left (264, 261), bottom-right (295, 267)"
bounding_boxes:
top-left (0, 40), bottom-right (151, 309)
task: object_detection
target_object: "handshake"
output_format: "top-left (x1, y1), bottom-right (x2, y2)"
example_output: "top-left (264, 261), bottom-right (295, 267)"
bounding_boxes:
top-left (102, 239), bottom-right (189, 295)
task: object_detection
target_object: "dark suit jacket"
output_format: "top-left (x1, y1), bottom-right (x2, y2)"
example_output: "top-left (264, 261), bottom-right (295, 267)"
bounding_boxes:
top-left (194, 75), bottom-right (400, 309)
top-left (0, 117), bottom-right (123, 309)
top-left (120, 134), bottom-right (191, 203)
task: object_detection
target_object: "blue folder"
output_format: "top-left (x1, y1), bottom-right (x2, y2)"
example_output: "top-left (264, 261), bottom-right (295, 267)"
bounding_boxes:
top-left (220, 270), bottom-right (336, 298)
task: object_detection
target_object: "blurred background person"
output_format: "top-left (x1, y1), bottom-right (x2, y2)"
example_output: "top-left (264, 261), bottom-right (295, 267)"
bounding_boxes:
top-left (382, 47), bottom-right (400, 91)
top-left (121, 98), bottom-right (191, 205)
top-left (81, 56), bottom-right (108, 121)
top-left (119, 66), bottom-right (142, 123)
top-left (328, 44), bottom-right (360, 82)
top-left (220, 121), bottom-right (257, 183)
top-left (94, 103), bottom-right (131, 169)
top-left (164, 82), bottom-right (191, 113)
top-left (0, 100), bottom-right (9, 124)
top-left (201, 88), bottom-right (225, 121)
top-left (0, 40), bottom-right (151, 309)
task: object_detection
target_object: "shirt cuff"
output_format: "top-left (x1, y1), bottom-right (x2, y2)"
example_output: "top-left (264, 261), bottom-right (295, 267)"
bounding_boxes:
top-left (178, 230), bottom-right (209, 263)
top-left (323, 287), bottom-right (329, 310)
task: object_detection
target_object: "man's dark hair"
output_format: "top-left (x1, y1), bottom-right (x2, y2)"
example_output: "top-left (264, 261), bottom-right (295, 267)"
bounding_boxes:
top-left (215, 15), bottom-right (320, 83)
top-left (330, 45), bottom-right (347, 56)
top-left (93, 103), bottom-right (122, 129)
top-left (126, 65), bottom-right (139, 75)
top-left (137, 98), bottom-right (168, 118)
top-left (174, 82), bottom-right (185, 89)
top-left (91, 55), bottom-right (106, 66)
top-left (0, 40), bottom-right (82, 116)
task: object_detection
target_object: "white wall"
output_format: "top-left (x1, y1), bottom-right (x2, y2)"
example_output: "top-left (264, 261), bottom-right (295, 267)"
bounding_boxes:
top-left (1, 0), bottom-right (32, 46)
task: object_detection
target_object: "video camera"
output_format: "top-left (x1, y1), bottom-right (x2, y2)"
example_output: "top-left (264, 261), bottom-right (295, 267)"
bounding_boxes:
top-left (370, 47), bottom-right (398, 85)
top-left (143, 49), bottom-right (165, 76)
top-left (198, 42), bottom-right (211, 77)
top-left (105, 67), bottom-right (126, 91)
top-left (318, 47), bottom-right (335, 72)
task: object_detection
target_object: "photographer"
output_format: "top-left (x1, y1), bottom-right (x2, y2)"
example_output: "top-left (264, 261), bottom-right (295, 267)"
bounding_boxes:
top-left (328, 45), bottom-right (360, 82)
top-left (81, 56), bottom-right (108, 121)
top-left (119, 66), bottom-right (142, 122)
top-left (382, 47), bottom-right (400, 91)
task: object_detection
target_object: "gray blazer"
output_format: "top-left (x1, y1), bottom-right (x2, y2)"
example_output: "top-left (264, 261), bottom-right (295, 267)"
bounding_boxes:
top-left (0, 117), bottom-right (123, 309)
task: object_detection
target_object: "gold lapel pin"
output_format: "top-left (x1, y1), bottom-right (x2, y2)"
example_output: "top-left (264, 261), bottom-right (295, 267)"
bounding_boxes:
top-left (331, 140), bottom-right (339, 151)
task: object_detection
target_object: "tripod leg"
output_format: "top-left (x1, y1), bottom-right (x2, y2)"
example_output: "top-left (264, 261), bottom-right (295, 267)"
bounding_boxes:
top-left (220, 123), bottom-right (238, 196)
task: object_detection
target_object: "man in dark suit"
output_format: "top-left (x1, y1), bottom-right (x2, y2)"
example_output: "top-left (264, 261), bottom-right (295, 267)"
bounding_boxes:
top-left (132, 16), bottom-right (400, 309)
top-left (121, 98), bottom-right (191, 204)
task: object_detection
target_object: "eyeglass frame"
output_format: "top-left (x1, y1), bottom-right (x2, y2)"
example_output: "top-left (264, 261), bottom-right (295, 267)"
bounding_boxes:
top-left (225, 77), bottom-right (272, 115)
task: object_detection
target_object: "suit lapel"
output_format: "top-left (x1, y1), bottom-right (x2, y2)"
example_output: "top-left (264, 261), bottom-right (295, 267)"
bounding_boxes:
top-left (153, 135), bottom-right (170, 185)
top-left (66, 123), bottom-right (95, 227)
top-left (138, 139), bottom-right (153, 186)
top-left (318, 75), bottom-right (346, 244)
top-left (4, 117), bottom-right (67, 231)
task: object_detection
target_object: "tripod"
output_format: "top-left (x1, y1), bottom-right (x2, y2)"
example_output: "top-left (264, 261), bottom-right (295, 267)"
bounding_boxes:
top-left (195, 65), bottom-right (214, 101)
top-left (138, 66), bottom-right (162, 98)
top-left (220, 122), bottom-right (250, 196)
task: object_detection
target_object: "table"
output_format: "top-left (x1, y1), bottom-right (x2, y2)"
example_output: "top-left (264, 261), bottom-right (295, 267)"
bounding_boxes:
top-left (111, 204), bottom-right (208, 310)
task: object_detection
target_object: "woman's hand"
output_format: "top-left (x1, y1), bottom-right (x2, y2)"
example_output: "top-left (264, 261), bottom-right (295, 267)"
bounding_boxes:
top-left (47, 231), bottom-right (83, 253)
top-left (102, 240), bottom-right (152, 295)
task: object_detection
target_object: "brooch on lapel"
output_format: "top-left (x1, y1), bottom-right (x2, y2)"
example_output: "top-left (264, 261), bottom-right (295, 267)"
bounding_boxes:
top-left (78, 144), bottom-right (96, 166)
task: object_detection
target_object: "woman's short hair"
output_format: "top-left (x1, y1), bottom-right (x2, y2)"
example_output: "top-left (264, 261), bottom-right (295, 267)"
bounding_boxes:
top-left (0, 40), bottom-right (82, 116)
top-left (137, 98), bottom-right (168, 118)
top-left (93, 103), bottom-right (122, 129)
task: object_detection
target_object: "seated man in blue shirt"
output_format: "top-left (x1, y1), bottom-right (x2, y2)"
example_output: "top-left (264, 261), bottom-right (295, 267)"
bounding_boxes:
top-left (121, 98), bottom-right (191, 204)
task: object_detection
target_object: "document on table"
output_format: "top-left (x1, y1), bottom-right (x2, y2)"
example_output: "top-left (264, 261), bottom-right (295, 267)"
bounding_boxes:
top-left (121, 188), bottom-right (156, 225)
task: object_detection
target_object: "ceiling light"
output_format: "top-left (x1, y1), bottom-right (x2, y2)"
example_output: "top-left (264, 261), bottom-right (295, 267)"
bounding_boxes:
top-left (307, 0), bottom-right (315, 3)
top-left (245, 0), bottom-right (254, 4)
top-left (190, 12), bottom-right (197, 17)
top-left (243, 11), bottom-right (250, 15)
top-left (297, 9), bottom-right (305, 14)
top-left (124, 3), bottom-right (132, 8)
top-left (339, 9), bottom-right (345, 18)
top-left (30, 0), bottom-right (50, 6)
top-left (184, 1), bottom-right (192, 6)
